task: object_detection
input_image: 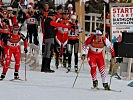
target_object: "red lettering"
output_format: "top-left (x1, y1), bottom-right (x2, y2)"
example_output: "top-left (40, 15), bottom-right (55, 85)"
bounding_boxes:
top-left (117, 8), bottom-right (120, 13)
top-left (113, 8), bottom-right (116, 13)
top-left (125, 8), bottom-right (129, 13)
top-left (120, 8), bottom-right (124, 13)
top-left (126, 14), bottom-right (128, 17)
top-left (121, 14), bottom-right (124, 17)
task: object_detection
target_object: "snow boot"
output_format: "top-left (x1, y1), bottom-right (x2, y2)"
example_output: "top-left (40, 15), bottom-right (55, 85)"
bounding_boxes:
top-left (74, 65), bottom-right (78, 73)
top-left (63, 60), bottom-right (67, 68)
top-left (0, 73), bottom-right (5, 80)
top-left (55, 59), bottom-right (59, 69)
top-left (93, 80), bottom-right (98, 88)
top-left (14, 71), bottom-right (19, 79)
top-left (41, 57), bottom-right (46, 72)
top-left (67, 64), bottom-right (71, 72)
top-left (103, 83), bottom-right (110, 90)
top-left (47, 58), bottom-right (55, 73)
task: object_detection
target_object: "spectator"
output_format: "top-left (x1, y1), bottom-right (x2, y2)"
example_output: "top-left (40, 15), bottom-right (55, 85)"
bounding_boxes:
top-left (41, 11), bottom-right (71, 73)
top-left (65, 0), bottom-right (75, 11)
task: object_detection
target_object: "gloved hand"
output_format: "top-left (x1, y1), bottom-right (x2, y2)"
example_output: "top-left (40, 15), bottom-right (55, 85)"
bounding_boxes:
top-left (71, 25), bottom-right (75, 29)
top-left (24, 48), bottom-right (28, 53)
top-left (81, 54), bottom-right (86, 61)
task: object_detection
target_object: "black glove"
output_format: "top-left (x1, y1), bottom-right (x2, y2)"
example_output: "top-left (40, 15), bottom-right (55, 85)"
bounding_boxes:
top-left (71, 25), bottom-right (75, 29)
top-left (81, 54), bottom-right (86, 61)
top-left (24, 48), bottom-right (28, 53)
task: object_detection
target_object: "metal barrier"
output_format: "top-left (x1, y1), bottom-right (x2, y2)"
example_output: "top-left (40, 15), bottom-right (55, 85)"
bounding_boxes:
top-left (85, 13), bottom-right (103, 35)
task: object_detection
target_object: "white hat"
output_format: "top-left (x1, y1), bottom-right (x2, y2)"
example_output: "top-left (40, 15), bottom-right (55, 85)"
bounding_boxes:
top-left (68, 4), bottom-right (73, 8)
top-left (71, 15), bottom-right (77, 20)
top-left (96, 30), bottom-right (103, 35)
top-left (27, 5), bottom-right (32, 8)
top-left (7, 7), bottom-right (13, 11)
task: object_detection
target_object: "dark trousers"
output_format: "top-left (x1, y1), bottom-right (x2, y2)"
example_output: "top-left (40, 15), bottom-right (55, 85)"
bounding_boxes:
top-left (41, 38), bottom-right (54, 71)
top-left (67, 40), bottom-right (79, 67)
top-left (27, 24), bottom-right (39, 45)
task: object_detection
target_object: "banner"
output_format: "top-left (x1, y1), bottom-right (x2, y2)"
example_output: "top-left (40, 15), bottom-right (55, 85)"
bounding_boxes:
top-left (111, 6), bottom-right (133, 43)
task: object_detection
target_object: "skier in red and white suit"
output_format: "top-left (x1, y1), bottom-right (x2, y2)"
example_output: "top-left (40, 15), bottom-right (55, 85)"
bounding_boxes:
top-left (0, 15), bottom-right (11, 67)
top-left (55, 12), bottom-right (70, 68)
top-left (82, 29), bottom-right (115, 90)
top-left (0, 24), bottom-right (28, 80)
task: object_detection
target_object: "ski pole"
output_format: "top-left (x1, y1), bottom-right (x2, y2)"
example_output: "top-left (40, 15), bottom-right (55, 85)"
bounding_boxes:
top-left (109, 58), bottom-right (116, 88)
top-left (72, 61), bottom-right (84, 88)
top-left (24, 53), bottom-right (27, 81)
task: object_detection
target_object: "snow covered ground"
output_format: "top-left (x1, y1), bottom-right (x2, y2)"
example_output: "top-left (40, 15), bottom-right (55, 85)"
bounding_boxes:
top-left (0, 27), bottom-right (132, 100)
top-left (0, 59), bottom-right (133, 100)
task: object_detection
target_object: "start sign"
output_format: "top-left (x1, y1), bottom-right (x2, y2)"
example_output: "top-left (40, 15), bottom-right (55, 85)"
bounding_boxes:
top-left (111, 6), bottom-right (133, 43)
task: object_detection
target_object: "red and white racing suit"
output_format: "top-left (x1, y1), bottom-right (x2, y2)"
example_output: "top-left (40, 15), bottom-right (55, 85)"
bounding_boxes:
top-left (0, 22), bottom-right (11, 66)
top-left (2, 33), bottom-right (28, 74)
top-left (82, 34), bottom-right (115, 83)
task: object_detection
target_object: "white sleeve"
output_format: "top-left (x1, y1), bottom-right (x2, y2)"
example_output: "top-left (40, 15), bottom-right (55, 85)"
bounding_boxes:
top-left (82, 44), bottom-right (89, 55)
top-left (105, 38), bottom-right (112, 48)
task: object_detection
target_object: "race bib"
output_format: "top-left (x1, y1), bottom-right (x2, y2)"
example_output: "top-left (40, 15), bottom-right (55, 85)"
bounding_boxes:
top-left (27, 18), bottom-right (36, 23)
top-left (63, 28), bottom-right (68, 32)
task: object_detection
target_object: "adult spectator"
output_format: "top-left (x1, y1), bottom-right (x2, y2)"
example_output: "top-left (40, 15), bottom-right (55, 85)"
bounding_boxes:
top-left (65, 0), bottom-right (75, 11)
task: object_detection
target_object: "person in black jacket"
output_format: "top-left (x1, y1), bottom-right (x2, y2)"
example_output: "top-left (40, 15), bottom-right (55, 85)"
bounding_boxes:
top-left (41, 11), bottom-right (71, 73)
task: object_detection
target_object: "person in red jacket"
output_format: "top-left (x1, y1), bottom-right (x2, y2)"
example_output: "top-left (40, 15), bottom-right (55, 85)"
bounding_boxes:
top-left (82, 29), bottom-right (115, 90)
top-left (0, 24), bottom-right (28, 80)
top-left (55, 11), bottom-right (70, 69)
top-left (67, 15), bottom-right (82, 73)
top-left (0, 15), bottom-right (11, 66)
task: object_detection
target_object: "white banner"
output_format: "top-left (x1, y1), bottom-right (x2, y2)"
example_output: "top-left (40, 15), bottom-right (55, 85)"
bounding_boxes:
top-left (111, 7), bottom-right (133, 43)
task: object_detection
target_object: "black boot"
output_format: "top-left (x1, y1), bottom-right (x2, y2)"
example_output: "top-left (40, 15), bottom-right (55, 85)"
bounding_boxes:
top-left (55, 59), bottom-right (59, 69)
top-left (74, 65), bottom-right (78, 73)
top-left (47, 58), bottom-right (55, 73)
top-left (14, 71), bottom-right (19, 79)
top-left (103, 83), bottom-right (110, 90)
top-left (0, 73), bottom-right (5, 80)
top-left (67, 64), bottom-right (71, 72)
top-left (93, 80), bottom-right (98, 88)
top-left (63, 60), bottom-right (67, 68)
top-left (41, 57), bottom-right (50, 72)
top-left (41, 57), bottom-right (46, 72)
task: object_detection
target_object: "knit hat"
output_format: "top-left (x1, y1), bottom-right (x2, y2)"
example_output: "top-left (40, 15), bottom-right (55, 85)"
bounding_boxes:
top-left (68, 4), bottom-right (73, 8)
